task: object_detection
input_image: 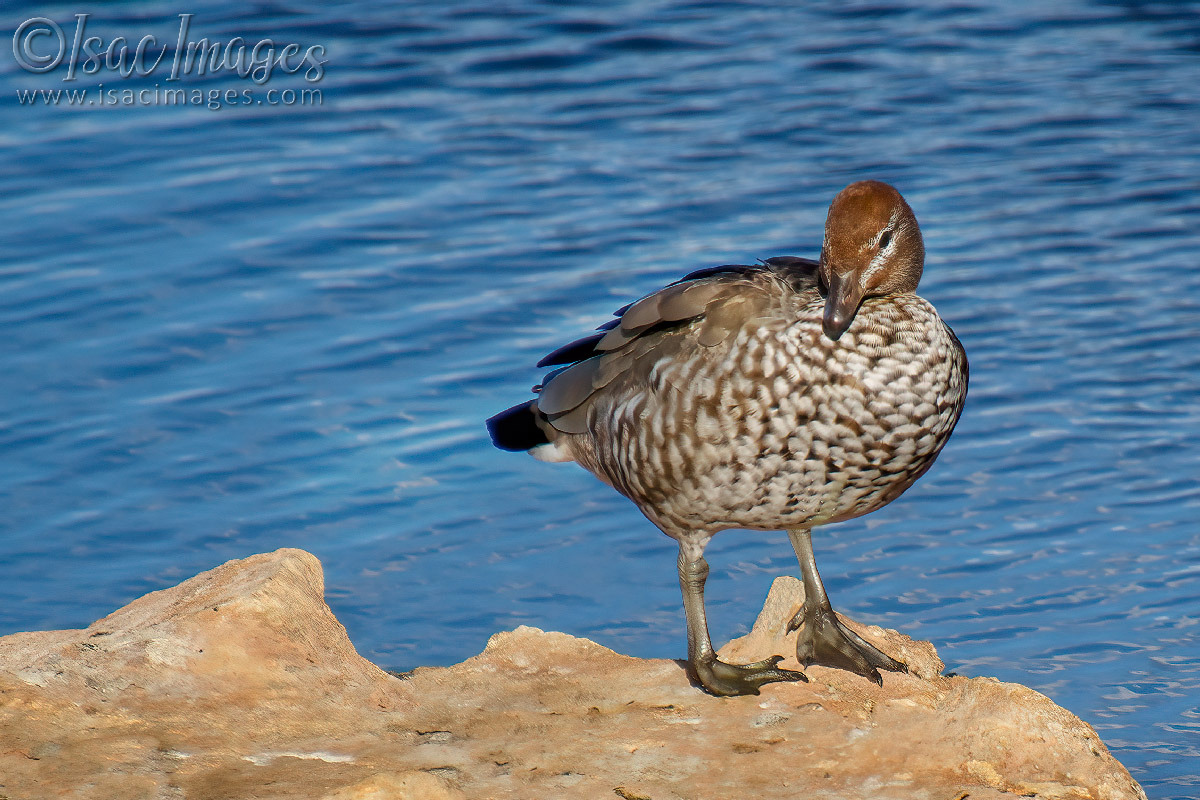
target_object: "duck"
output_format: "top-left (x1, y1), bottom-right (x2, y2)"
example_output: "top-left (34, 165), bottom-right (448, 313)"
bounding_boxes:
top-left (487, 180), bottom-right (968, 696)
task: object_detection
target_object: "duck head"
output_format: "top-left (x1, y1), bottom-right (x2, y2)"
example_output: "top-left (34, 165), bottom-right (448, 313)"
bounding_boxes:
top-left (819, 180), bottom-right (925, 341)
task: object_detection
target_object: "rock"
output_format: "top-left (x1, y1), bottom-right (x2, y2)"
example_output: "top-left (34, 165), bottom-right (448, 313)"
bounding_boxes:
top-left (0, 549), bottom-right (1145, 800)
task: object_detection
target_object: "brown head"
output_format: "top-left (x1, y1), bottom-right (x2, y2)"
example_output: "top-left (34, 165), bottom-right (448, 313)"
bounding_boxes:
top-left (819, 180), bottom-right (925, 340)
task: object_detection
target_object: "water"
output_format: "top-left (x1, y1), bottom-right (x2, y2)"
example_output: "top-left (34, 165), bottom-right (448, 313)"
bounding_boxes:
top-left (1, 0), bottom-right (1198, 794)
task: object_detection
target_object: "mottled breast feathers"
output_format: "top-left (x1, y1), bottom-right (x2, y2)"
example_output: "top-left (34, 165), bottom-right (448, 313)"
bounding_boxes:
top-left (534, 257), bottom-right (819, 434)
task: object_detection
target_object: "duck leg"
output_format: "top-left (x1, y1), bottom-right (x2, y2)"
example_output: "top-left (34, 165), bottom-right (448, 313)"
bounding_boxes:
top-left (677, 546), bottom-right (807, 696)
top-left (786, 528), bottom-right (907, 685)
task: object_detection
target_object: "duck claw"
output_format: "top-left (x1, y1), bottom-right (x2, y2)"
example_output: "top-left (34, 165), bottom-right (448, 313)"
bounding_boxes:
top-left (788, 604), bottom-right (906, 684)
top-left (692, 654), bottom-right (808, 697)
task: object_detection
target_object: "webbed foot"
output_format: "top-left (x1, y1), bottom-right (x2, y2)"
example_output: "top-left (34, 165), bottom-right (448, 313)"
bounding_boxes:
top-left (787, 604), bottom-right (906, 685)
top-left (693, 654), bottom-right (807, 697)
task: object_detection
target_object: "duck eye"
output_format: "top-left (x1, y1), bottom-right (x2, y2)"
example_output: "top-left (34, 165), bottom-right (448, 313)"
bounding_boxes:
top-left (878, 229), bottom-right (893, 250)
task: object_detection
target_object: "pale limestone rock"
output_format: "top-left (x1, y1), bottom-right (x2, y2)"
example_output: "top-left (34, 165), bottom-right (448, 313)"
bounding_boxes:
top-left (0, 549), bottom-right (1146, 800)
top-left (319, 771), bottom-right (466, 800)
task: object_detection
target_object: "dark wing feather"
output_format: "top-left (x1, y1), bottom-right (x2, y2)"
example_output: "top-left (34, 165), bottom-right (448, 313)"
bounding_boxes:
top-left (486, 401), bottom-right (548, 451)
top-left (675, 263), bottom-right (762, 283)
top-left (761, 256), bottom-right (820, 291)
top-left (537, 331), bottom-right (608, 368)
top-left (761, 256), bottom-right (817, 270)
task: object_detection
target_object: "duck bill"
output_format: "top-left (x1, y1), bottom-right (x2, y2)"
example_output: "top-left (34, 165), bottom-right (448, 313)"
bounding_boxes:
top-left (822, 271), bottom-right (864, 341)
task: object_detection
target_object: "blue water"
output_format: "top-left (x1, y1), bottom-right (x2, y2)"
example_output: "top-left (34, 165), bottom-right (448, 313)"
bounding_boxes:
top-left (2, 0), bottom-right (1198, 793)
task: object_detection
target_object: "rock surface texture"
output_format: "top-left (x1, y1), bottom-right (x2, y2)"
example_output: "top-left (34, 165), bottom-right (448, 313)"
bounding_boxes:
top-left (0, 549), bottom-right (1145, 800)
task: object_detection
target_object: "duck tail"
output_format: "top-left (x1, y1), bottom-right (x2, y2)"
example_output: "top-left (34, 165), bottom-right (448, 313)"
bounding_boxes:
top-left (486, 401), bottom-right (549, 452)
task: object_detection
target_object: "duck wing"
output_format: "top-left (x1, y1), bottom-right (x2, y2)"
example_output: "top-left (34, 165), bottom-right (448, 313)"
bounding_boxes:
top-left (535, 257), bottom-right (818, 434)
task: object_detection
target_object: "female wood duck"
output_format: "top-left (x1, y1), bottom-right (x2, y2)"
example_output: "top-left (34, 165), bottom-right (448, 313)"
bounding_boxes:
top-left (488, 180), bottom-right (968, 696)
